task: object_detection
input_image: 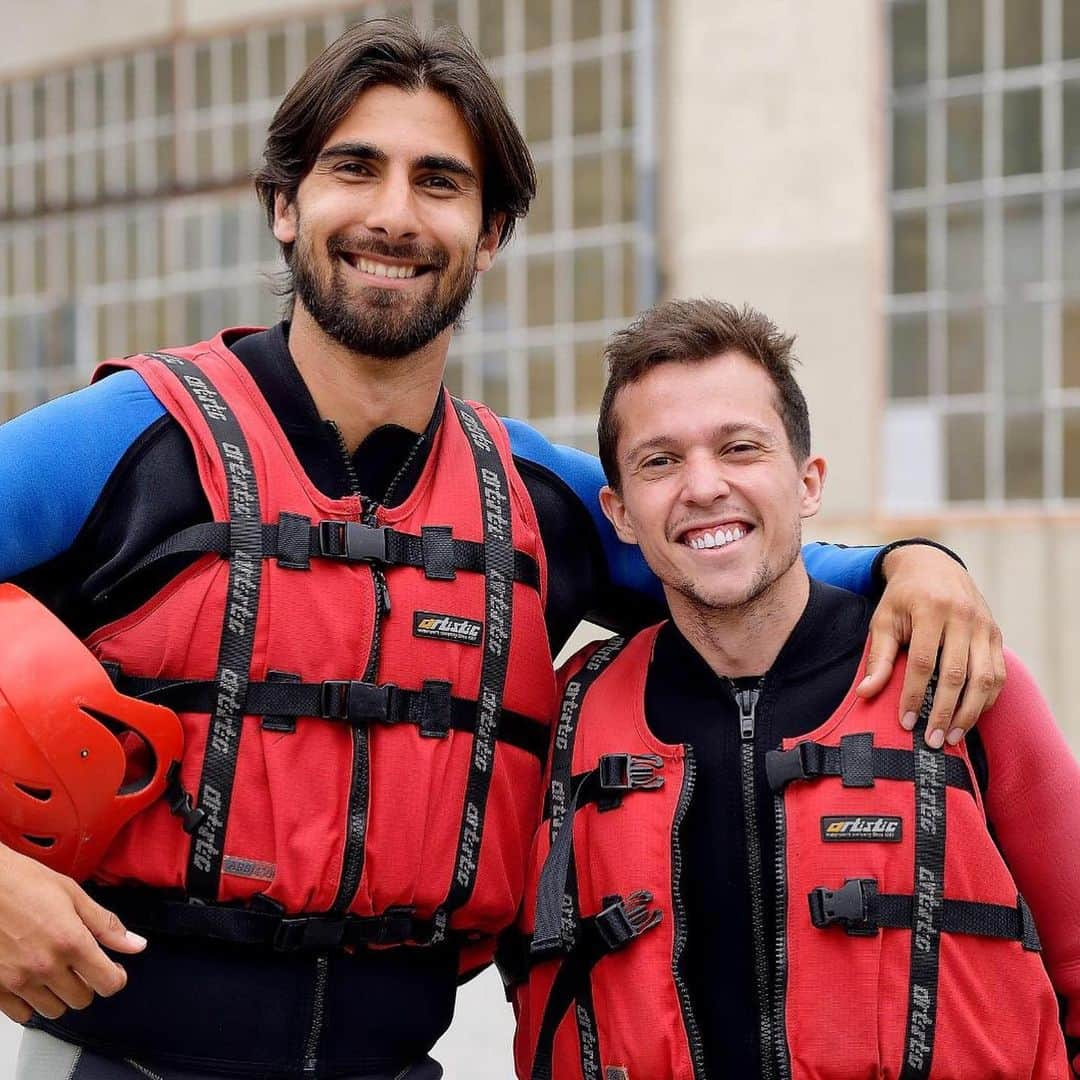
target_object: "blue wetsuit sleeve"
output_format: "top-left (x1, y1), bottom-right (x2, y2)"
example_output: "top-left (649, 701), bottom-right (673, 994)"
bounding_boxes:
top-left (0, 370), bottom-right (166, 579)
top-left (503, 418), bottom-right (883, 600)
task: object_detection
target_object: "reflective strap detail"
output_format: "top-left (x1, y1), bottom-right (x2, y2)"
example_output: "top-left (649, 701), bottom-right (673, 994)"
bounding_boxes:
top-left (97, 515), bottom-right (541, 601)
top-left (533, 638), bottom-right (628, 956)
top-left (765, 739), bottom-right (974, 796)
top-left (108, 671), bottom-right (549, 763)
top-left (146, 352), bottom-right (263, 902)
top-left (808, 877), bottom-right (1042, 952)
top-left (432, 400), bottom-right (517, 939)
top-left (83, 885), bottom-right (460, 952)
top-left (900, 683), bottom-right (946, 1080)
top-left (529, 892), bottom-right (662, 1080)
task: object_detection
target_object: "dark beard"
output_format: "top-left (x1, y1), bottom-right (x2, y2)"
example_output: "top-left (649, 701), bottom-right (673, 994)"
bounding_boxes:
top-left (291, 234), bottom-right (477, 360)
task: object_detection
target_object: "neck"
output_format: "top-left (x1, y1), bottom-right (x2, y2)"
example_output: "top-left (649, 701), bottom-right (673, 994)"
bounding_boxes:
top-left (287, 302), bottom-right (449, 452)
top-left (666, 560), bottom-right (811, 679)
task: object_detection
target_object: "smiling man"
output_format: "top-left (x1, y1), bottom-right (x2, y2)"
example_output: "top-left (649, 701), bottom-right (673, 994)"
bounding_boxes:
top-left (0, 21), bottom-right (1008, 1080)
top-left (509, 299), bottom-right (1080, 1080)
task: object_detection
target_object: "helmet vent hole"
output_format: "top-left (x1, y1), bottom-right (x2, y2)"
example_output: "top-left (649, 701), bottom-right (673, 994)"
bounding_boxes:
top-left (78, 706), bottom-right (158, 796)
top-left (14, 783), bottom-right (52, 802)
top-left (22, 834), bottom-right (55, 849)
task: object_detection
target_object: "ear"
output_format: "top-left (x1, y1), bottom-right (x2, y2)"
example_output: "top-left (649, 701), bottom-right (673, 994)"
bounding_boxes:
top-left (273, 192), bottom-right (299, 246)
top-left (474, 213), bottom-right (504, 274)
top-left (599, 485), bottom-right (639, 546)
top-left (798, 455), bottom-right (827, 520)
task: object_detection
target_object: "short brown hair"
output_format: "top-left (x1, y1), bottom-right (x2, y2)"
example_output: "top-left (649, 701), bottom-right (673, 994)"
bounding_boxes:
top-left (253, 18), bottom-right (535, 265)
top-left (598, 298), bottom-right (810, 491)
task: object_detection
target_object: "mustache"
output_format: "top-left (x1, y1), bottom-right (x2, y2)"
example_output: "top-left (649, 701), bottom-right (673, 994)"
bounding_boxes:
top-left (327, 235), bottom-right (449, 270)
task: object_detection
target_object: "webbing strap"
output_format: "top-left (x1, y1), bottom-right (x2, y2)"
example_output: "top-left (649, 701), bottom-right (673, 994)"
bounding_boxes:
top-left (97, 517), bottom-right (540, 601)
top-left (900, 684), bottom-right (946, 1079)
top-left (107, 670), bottom-right (548, 762)
top-left (146, 352), bottom-right (263, 902)
top-left (542, 754), bottom-right (664, 821)
top-left (432, 400), bottom-right (517, 940)
top-left (765, 738), bottom-right (974, 796)
top-left (808, 878), bottom-right (1042, 951)
top-left (533, 637), bottom-right (627, 956)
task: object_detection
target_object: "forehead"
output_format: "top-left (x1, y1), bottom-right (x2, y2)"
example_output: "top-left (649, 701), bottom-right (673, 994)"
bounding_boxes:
top-left (321, 84), bottom-right (481, 170)
top-left (616, 352), bottom-right (786, 445)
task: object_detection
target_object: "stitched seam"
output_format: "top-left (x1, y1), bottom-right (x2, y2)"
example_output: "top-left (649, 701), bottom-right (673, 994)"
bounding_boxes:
top-left (124, 1059), bottom-right (165, 1080)
top-left (65, 1046), bottom-right (83, 1080)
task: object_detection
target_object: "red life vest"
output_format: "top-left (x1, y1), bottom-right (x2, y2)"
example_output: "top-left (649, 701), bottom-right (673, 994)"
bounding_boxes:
top-left (80, 332), bottom-right (556, 956)
top-left (509, 624), bottom-right (1068, 1080)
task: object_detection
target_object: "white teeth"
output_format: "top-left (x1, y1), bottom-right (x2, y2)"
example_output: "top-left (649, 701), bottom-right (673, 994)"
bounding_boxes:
top-left (686, 525), bottom-right (747, 550)
top-left (355, 258), bottom-right (416, 279)
top-left (702, 533), bottom-right (716, 548)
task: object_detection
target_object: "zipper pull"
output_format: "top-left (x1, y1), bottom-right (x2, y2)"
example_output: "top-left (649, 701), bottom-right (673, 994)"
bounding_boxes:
top-left (735, 687), bottom-right (761, 741)
top-left (375, 572), bottom-right (392, 615)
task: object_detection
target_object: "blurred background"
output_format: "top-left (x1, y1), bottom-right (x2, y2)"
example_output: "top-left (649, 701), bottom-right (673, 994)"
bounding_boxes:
top-left (0, 0), bottom-right (1077, 1074)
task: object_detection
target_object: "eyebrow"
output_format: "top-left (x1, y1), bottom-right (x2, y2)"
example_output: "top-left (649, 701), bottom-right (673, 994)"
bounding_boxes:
top-left (622, 422), bottom-right (776, 465)
top-left (315, 144), bottom-right (479, 186)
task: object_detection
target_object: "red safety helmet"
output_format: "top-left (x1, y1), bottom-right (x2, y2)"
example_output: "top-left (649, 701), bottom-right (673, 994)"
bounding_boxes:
top-left (0, 584), bottom-right (183, 880)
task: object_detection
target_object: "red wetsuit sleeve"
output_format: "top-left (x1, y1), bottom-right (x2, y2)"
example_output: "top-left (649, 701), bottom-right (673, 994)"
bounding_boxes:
top-left (978, 649), bottom-right (1080, 1071)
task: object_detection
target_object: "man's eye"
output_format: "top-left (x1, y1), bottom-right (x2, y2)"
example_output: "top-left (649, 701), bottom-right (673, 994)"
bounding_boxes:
top-left (726, 443), bottom-right (758, 456)
top-left (421, 175), bottom-right (459, 192)
top-left (337, 162), bottom-right (371, 177)
top-left (642, 455), bottom-right (674, 469)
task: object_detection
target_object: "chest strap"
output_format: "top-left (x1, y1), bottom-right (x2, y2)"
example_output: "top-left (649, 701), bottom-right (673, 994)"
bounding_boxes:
top-left (96, 516), bottom-right (540, 605)
top-left (808, 877), bottom-right (1042, 952)
top-left (84, 884), bottom-right (463, 952)
top-left (104, 667), bottom-right (548, 763)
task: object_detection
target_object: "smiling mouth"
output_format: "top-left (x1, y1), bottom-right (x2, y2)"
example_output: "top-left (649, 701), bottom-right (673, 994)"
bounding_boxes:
top-left (680, 524), bottom-right (751, 551)
top-left (339, 253), bottom-right (431, 280)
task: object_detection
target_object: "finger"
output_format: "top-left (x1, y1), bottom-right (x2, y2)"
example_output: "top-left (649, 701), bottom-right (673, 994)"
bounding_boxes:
top-left (0, 989), bottom-right (33, 1024)
top-left (43, 967), bottom-right (95, 1012)
top-left (10, 982), bottom-right (68, 1022)
top-left (922, 621), bottom-right (971, 748)
top-left (857, 618), bottom-right (901, 700)
top-left (898, 615), bottom-right (946, 740)
top-left (72, 890), bottom-right (146, 954)
top-left (945, 630), bottom-right (999, 744)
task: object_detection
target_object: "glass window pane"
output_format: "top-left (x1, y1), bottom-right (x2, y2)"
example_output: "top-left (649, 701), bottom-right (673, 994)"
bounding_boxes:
top-left (155, 52), bottom-right (174, 117)
top-left (433, 0), bottom-right (458, 30)
top-left (946, 205), bottom-right (984, 291)
top-left (573, 60), bottom-right (604, 135)
top-left (893, 211), bottom-right (928, 294)
top-left (1003, 302), bottom-right (1043, 401)
top-left (1063, 301), bottom-right (1080, 388)
top-left (619, 146), bottom-right (636, 222)
top-left (573, 153), bottom-right (604, 229)
top-left (194, 44), bottom-right (213, 110)
top-left (525, 0), bottom-right (552, 51)
top-left (528, 347), bottom-right (556, 418)
top-left (1065, 409), bottom-right (1080, 497)
top-left (621, 240), bottom-right (638, 316)
top-left (947, 309), bottom-right (985, 393)
top-left (231, 39), bottom-right (248, 104)
top-left (480, 353), bottom-right (509, 415)
top-left (946, 412), bottom-right (986, 500)
top-left (1003, 198), bottom-right (1043, 284)
top-left (946, 97), bottom-right (982, 183)
top-left (477, 0), bottom-right (504, 58)
top-left (1066, 0), bottom-right (1080, 59)
top-left (892, 1), bottom-right (928, 87)
top-left (531, 161), bottom-right (554, 234)
top-left (573, 0), bottom-right (602, 40)
top-left (1065, 80), bottom-right (1080, 171)
top-left (1003, 89), bottom-right (1042, 175)
top-left (1005, 411), bottom-right (1044, 498)
top-left (621, 53), bottom-right (635, 129)
top-left (574, 248), bottom-right (604, 322)
top-left (527, 255), bottom-right (555, 326)
top-left (268, 31), bottom-right (288, 97)
top-left (574, 339), bottom-right (605, 413)
top-left (890, 314), bottom-right (930, 398)
top-left (525, 70), bottom-right (552, 143)
top-left (893, 105), bottom-right (927, 189)
top-left (947, 0), bottom-right (983, 76)
top-left (478, 262), bottom-right (508, 331)
top-left (1066, 195), bottom-right (1080, 281)
top-left (1004, 0), bottom-right (1041, 68)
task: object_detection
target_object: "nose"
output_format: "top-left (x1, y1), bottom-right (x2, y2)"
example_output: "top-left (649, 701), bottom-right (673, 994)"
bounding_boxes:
top-left (681, 451), bottom-right (731, 507)
top-left (363, 167), bottom-right (421, 241)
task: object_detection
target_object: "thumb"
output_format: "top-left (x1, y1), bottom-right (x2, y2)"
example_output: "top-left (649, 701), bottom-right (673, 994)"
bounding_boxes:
top-left (857, 629), bottom-right (899, 699)
top-left (72, 889), bottom-right (147, 954)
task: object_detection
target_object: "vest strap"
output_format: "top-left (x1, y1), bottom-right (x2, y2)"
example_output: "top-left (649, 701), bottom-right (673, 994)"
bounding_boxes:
top-left (542, 754), bottom-right (664, 820)
top-left (108, 670), bottom-right (549, 763)
top-left (96, 516), bottom-right (540, 603)
top-left (84, 885), bottom-right (462, 952)
top-left (808, 877), bottom-right (1042, 952)
top-left (765, 738), bottom-right (974, 796)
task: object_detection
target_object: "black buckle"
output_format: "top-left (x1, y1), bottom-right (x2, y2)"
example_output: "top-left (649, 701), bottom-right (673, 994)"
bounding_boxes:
top-left (320, 681), bottom-right (395, 725)
top-left (808, 878), bottom-right (879, 936)
top-left (273, 916), bottom-right (347, 951)
top-left (318, 521), bottom-right (389, 563)
top-left (593, 890), bottom-right (662, 952)
top-left (598, 753), bottom-right (664, 793)
top-left (765, 744), bottom-right (810, 792)
top-left (372, 905), bottom-right (416, 946)
top-left (164, 763), bottom-right (206, 835)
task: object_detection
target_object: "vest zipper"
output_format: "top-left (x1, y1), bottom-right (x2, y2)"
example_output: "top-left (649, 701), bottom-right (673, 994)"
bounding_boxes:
top-left (671, 745), bottom-right (708, 1080)
top-left (302, 953), bottom-right (329, 1075)
top-left (772, 787), bottom-right (792, 1080)
top-left (730, 678), bottom-right (776, 1080)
